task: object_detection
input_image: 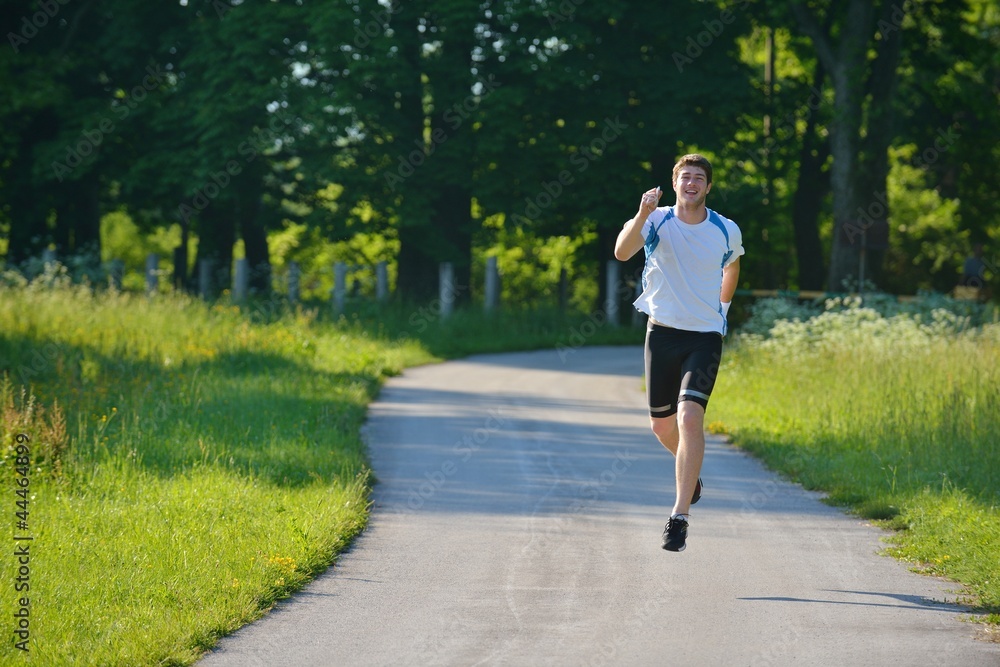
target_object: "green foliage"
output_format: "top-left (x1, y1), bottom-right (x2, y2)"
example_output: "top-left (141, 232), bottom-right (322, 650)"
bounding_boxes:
top-left (897, 0), bottom-right (1000, 253)
top-left (882, 145), bottom-right (963, 293)
top-left (475, 214), bottom-right (598, 311)
top-left (0, 281), bottom-right (430, 665)
top-left (2, 0), bottom-right (999, 310)
top-left (267, 222), bottom-right (399, 300)
top-left (740, 291), bottom-right (996, 337)
top-left (100, 211), bottom-right (191, 291)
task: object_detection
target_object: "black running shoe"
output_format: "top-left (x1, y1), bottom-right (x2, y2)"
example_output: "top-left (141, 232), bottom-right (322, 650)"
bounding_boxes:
top-left (691, 477), bottom-right (703, 505)
top-left (661, 515), bottom-right (688, 552)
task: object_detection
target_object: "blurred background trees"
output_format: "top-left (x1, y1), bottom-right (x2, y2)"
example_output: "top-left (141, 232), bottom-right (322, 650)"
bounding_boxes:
top-left (1, 0), bottom-right (997, 304)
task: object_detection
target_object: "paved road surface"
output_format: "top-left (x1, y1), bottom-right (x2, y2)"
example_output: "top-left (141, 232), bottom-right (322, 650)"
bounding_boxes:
top-left (201, 346), bottom-right (999, 666)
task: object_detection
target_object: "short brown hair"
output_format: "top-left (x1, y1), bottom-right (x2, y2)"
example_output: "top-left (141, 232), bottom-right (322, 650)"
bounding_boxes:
top-left (672, 154), bottom-right (713, 184)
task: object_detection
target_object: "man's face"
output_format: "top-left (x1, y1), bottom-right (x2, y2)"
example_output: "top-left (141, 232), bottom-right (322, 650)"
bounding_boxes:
top-left (673, 166), bottom-right (711, 206)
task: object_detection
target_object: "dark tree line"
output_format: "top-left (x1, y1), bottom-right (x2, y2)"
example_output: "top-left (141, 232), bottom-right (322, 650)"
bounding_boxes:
top-left (1, 0), bottom-right (997, 303)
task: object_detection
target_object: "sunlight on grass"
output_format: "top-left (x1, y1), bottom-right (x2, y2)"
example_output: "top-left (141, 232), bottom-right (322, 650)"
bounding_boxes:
top-left (4, 279), bottom-right (999, 664)
top-left (0, 283), bottom-right (430, 665)
top-left (0, 277), bottom-right (640, 665)
top-left (711, 298), bottom-right (1000, 620)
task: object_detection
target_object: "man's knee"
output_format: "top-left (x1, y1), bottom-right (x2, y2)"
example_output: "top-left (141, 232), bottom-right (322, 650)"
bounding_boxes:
top-left (676, 402), bottom-right (705, 433)
top-left (650, 415), bottom-right (676, 440)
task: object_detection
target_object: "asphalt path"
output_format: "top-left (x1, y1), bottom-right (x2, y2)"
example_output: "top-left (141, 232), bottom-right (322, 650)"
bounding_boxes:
top-left (200, 346), bottom-right (1000, 666)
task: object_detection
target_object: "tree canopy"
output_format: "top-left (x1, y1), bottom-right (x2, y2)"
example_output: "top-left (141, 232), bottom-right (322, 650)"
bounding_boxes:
top-left (2, 0), bottom-right (997, 302)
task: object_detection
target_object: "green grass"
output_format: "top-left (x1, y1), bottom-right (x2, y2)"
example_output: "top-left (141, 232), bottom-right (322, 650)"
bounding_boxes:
top-left (341, 298), bottom-right (642, 358)
top-left (709, 307), bottom-right (1000, 621)
top-left (0, 282), bottom-right (639, 665)
top-left (7, 280), bottom-right (998, 664)
top-left (0, 285), bottom-right (432, 665)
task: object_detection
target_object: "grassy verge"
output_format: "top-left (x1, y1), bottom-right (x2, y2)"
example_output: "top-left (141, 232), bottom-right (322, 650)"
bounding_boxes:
top-left (0, 280), bottom-right (639, 665)
top-left (0, 283), bottom-right (434, 665)
top-left (342, 298), bottom-right (642, 359)
top-left (15, 276), bottom-right (995, 662)
top-left (709, 303), bottom-right (1000, 624)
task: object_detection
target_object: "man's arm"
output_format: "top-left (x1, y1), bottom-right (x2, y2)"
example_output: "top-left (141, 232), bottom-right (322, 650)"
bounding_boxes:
top-left (614, 187), bottom-right (661, 261)
top-left (614, 216), bottom-right (647, 261)
top-left (721, 256), bottom-right (740, 304)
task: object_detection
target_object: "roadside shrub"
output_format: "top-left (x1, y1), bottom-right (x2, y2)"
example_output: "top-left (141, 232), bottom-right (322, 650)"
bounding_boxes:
top-left (740, 291), bottom-right (994, 340)
top-left (0, 379), bottom-right (68, 476)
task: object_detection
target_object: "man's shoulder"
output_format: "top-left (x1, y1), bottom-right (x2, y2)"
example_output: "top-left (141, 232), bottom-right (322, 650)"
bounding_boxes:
top-left (650, 206), bottom-right (674, 224)
top-left (708, 208), bottom-right (742, 236)
top-left (707, 207), bottom-right (738, 227)
top-left (642, 207), bottom-right (673, 235)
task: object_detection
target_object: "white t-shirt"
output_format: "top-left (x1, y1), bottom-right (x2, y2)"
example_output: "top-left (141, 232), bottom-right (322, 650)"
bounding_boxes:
top-left (632, 206), bottom-right (744, 335)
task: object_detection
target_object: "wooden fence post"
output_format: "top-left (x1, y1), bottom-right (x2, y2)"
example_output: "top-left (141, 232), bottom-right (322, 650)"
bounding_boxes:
top-left (233, 258), bottom-right (249, 302)
top-left (288, 261), bottom-right (300, 303)
top-left (605, 260), bottom-right (620, 327)
top-left (333, 261), bottom-right (347, 312)
top-left (439, 262), bottom-right (455, 319)
top-left (484, 256), bottom-right (499, 312)
top-left (145, 254), bottom-right (159, 295)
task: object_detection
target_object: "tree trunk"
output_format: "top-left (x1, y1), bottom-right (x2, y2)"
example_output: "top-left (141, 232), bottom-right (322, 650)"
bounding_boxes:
top-left (190, 205), bottom-right (236, 299)
top-left (5, 171), bottom-right (48, 266)
top-left (431, 184), bottom-right (473, 306)
top-left (792, 0), bottom-right (877, 291)
top-left (5, 127), bottom-right (53, 265)
top-left (174, 214), bottom-right (190, 292)
top-left (393, 2), bottom-right (438, 303)
top-left (239, 189), bottom-right (271, 294)
top-left (856, 0), bottom-right (907, 288)
top-left (791, 63), bottom-right (830, 291)
top-left (53, 172), bottom-right (101, 258)
top-left (424, 9), bottom-right (477, 307)
top-left (396, 224), bottom-right (440, 302)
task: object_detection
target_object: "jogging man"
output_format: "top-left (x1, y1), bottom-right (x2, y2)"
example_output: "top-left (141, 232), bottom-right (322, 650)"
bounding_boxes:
top-left (614, 154), bottom-right (743, 552)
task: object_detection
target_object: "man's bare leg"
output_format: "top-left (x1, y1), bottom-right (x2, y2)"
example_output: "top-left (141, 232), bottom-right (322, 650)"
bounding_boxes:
top-left (671, 402), bottom-right (705, 517)
top-left (650, 414), bottom-right (678, 456)
top-left (650, 405), bottom-right (703, 515)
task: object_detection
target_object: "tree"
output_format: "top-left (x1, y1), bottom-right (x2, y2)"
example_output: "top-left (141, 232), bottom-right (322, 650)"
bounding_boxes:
top-left (889, 0), bottom-right (1000, 289)
top-left (477, 0), bottom-right (756, 308)
top-left (791, 0), bottom-right (907, 290)
top-left (0, 0), bottom-right (180, 265)
top-left (123, 0), bottom-right (312, 294)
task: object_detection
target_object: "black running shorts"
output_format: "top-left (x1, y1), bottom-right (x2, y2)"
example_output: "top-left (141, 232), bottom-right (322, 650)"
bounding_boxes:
top-left (644, 322), bottom-right (723, 418)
